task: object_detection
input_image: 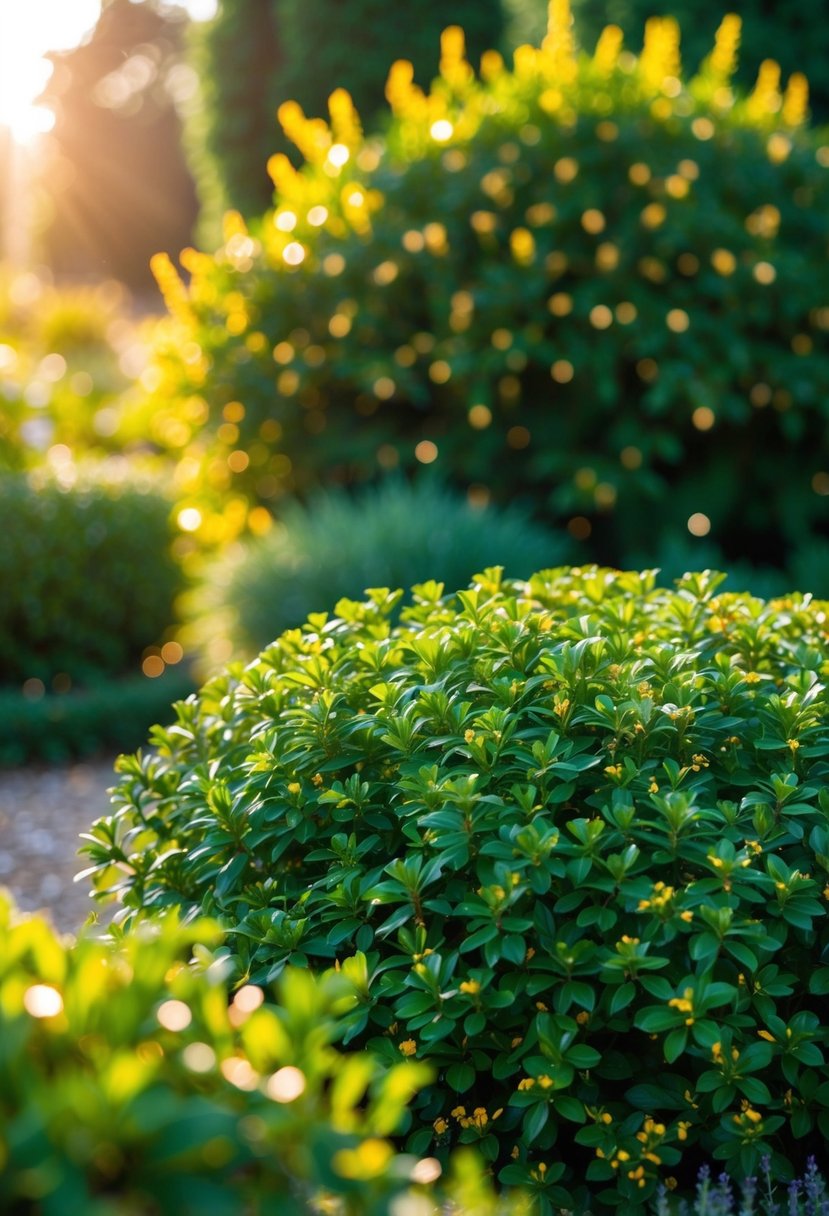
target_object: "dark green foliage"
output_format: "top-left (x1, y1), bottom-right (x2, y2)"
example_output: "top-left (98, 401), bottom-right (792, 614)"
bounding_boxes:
top-left (567, 0), bottom-right (829, 121)
top-left (186, 0), bottom-right (503, 237)
top-left (187, 479), bottom-right (571, 665)
top-left (0, 668), bottom-right (194, 767)
top-left (0, 894), bottom-right (462, 1216)
top-left (84, 567), bottom-right (829, 1211)
top-left (148, 18), bottom-right (829, 579)
top-left (0, 476), bottom-right (181, 687)
top-left (184, 0), bottom-right (283, 237)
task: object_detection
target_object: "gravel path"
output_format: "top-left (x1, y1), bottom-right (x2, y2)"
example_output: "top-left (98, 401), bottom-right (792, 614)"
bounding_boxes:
top-left (0, 758), bottom-right (118, 931)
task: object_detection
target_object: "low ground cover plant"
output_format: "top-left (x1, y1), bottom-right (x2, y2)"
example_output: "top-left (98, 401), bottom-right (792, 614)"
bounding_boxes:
top-left (83, 567), bottom-right (829, 1210)
top-left (1, 892), bottom-right (511, 1216)
top-left (145, 7), bottom-right (828, 577)
top-left (186, 478), bottom-right (571, 669)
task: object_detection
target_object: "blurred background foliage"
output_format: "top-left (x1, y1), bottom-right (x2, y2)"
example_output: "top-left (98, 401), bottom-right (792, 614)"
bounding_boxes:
top-left (0, 0), bottom-right (827, 761)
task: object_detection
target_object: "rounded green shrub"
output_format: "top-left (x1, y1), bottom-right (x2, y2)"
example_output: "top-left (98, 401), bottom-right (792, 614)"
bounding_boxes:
top-left (0, 473), bottom-right (181, 687)
top-left (146, 7), bottom-right (829, 574)
top-left (186, 479), bottom-right (571, 668)
top-left (85, 566), bottom-right (829, 1210)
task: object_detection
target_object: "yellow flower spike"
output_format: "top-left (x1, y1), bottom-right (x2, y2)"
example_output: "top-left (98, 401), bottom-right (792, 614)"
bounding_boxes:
top-left (440, 25), bottom-right (472, 89)
top-left (640, 16), bottom-right (681, 93)
top-left (266, 152), bottom-right (300, 198)
top-left (782, 72), bottom-right (809, 126)
top-left (542, 0), bottom-right (577, 83)
top-left (707, 13), bottom-right (741, 83)
top-left (328, 88), bottom-right (362, 149)
top-left (747, 60), bottom-right (782, 121)
top-left (593, 25), bottom-right (623, 75)
top-left (480, 48), bottom-right (504, 82)
top-left (385, 60), bottom-right (421, 117)
top-left (278, 100), bottom-right (330, 164)
top-left (150, 252), bottom-right (190, 320)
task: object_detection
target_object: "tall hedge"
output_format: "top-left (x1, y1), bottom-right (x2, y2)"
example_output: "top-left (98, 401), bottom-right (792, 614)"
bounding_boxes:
top-left (149, 8), bottom-right (829, 579)
top-left (186, 0), bottom-right (504, 237)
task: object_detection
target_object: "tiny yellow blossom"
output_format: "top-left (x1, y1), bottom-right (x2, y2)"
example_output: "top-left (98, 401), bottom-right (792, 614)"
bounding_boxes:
top-left (459, 980), bottom-right (480, 995)
top-left (464, 728), bottom-right (475, 743)
top-left (399, 1039), bottom-right (417, 1056)
top-left (433, 1117), bottom-right (449, 1135)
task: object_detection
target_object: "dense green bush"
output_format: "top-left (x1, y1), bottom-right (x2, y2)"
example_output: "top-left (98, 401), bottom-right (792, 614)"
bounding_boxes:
top-left (0, 474), bottom-right (181, 687)
top-left (185, 0), bottom-right (504, 237)
top-left (0, 668), bottom-right (194, 767)
top-left (186, 479), bottom-right (571, 668)
top-left (148, 8), bottom-right (829, 570)
top-left (84, 567), bottom-right (829, 1210)
top-left (0, 892), bottom-right (511, 1216)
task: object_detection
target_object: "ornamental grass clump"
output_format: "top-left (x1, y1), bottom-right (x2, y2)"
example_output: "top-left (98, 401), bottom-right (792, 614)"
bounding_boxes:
top-left (145, 4), bottom-right (828, 575)
top-left (84, 568), bottom-right (829, 1212)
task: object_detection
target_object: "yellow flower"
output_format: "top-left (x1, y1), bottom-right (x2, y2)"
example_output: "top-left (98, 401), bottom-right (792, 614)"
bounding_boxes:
top-left (459, 980), bottom-right (480, 995)
top-left (399, 1039), bottom-right (417, 1056)
top-left (788, 738), bottom-right (801, 751)
top-left (757, 1029), bottom-right (775, 1042)
top-left (287, 781), bottom-right (301, 794)
top-left (451, 1105), bottom-right (467, 1119)
top-left (679, 910), bottom-right (694, 922)
top-left (464, 728), bottom-right (475, 743)
top-left (433, 1117), bottom-right (448, 1135)
top-left (517, 1078), bottom-right (535, 1091)
top-left (604, 764), bottom-right (623, 778)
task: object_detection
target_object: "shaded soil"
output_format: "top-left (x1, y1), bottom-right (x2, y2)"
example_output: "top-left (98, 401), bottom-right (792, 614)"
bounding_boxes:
top-left (0, 758), bottom-right (117, 931)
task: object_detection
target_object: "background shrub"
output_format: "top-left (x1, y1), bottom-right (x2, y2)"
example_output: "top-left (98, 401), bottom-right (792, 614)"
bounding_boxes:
top-left (0, 892), bottom-right (480, 1216)
top-left (185, 0), bottom-right (504, 238)
top-left (84, 567), bottom-right (829, 1211)
top-left (186, 479), bottom-right (571, 668)
top-left (0, 473), bottom-right (181, 688)
top-left (0, 274), bottom-right (141, 474)
top-left (147, 8), bottom-right (829, 580)
top-left (0, 668), bottom-right (194, 768)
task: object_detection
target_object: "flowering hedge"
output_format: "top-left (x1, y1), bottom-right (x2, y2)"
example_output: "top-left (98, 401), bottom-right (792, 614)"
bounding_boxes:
top-left (144, 5), bottom-right (828, 575)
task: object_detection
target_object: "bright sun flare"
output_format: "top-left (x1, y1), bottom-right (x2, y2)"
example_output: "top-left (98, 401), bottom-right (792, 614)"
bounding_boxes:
top-left (0, 0), bottom-right (102, 143)
top-left (0, 0), bottom-right (217, 145)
